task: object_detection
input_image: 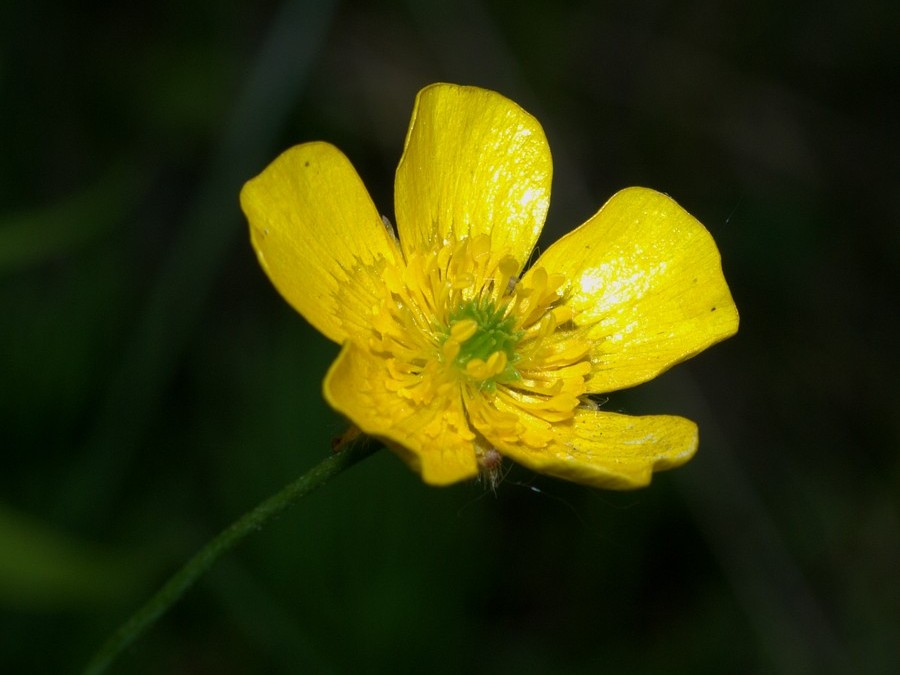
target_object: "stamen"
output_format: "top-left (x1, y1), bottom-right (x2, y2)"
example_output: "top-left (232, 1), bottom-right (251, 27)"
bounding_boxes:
top-left (442, 339), bottom-right (461, 361)
top-left (449, 319), bottom-right (478, 342)
top-left (364, 233), bottom-right (593, 449)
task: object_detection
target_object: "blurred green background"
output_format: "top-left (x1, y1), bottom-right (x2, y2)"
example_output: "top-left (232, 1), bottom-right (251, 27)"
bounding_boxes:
top-left (1, 0), bottom-right (897, 673)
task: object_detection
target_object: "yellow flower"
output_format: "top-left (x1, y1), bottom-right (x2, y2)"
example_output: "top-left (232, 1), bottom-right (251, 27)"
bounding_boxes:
top-left (240, 83), bottom-right (739, 489)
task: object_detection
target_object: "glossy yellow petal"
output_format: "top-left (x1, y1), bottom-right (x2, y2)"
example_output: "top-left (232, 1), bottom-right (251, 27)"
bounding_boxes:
top-left (241, 142), bottom-right (400, 344)
top-left (394, 83), bottom-right (551, 270)
top-left (481, 399), bottom-right (698, 489)
top-left (323, 341), bottom-right (479, 485)
top-left (531, 187), bottom-right (739, 393)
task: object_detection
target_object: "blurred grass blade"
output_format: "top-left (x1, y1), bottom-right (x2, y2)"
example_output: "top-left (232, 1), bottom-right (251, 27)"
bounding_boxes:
top-left (0, 164), bottom-right (139, 276)
top-left (669, 370), bottom-right (850, 674)
top-left (0, 504), bottom-right (145, 610)
top-left (61, 0), bottom-right (338, 523)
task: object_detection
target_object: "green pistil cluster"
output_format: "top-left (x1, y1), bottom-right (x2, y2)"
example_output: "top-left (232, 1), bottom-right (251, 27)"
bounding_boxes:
top-left (447, 298), bottom-right (522, 385)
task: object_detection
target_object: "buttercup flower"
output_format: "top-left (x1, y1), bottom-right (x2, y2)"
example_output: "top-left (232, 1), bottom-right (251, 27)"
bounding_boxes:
top-left (241, 83), bottom-right (739, 489)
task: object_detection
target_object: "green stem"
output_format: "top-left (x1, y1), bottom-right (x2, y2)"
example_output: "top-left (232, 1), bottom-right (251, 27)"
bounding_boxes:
top-left (83, 438), bottom-right (378, 675)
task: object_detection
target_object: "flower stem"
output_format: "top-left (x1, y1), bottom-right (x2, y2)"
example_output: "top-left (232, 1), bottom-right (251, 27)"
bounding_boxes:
top-left (82, 437), bottom-right (378, 675)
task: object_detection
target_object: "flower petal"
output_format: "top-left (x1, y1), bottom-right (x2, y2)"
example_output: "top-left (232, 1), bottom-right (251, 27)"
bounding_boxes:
top-left (241, 142), bottom-right (400, 344)
top-left (323, 341), bottom-right (479, 485)
top-left (480, 398), bottom-right (698, 489)
top-left (394, 83), bottom-right (551, 270)
top-left (531, 187), bottom-right (739, 393)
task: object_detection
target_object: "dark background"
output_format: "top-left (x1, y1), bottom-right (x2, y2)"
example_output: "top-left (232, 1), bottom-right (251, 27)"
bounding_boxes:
top-left (1, 1), bottom-right (897, 673)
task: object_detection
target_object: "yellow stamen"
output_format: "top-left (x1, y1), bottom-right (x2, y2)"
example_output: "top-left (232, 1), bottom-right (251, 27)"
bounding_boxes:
top-left (449, 319), bottom-right (478, 342)
top-left (367, 233), bottom-right (592, 445)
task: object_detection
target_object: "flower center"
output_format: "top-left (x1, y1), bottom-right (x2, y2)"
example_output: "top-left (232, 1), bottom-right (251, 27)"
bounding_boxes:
top-left (442, 298), bottom-right (522, 388)
top-left (359, 233), bottom-right (593, 439)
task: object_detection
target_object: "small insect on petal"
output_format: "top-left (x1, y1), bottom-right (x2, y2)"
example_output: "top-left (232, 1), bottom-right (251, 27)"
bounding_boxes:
top-left (381, 214), bottom-right (399, 244)
top-left (477, 446), bottom-right (505, 491)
